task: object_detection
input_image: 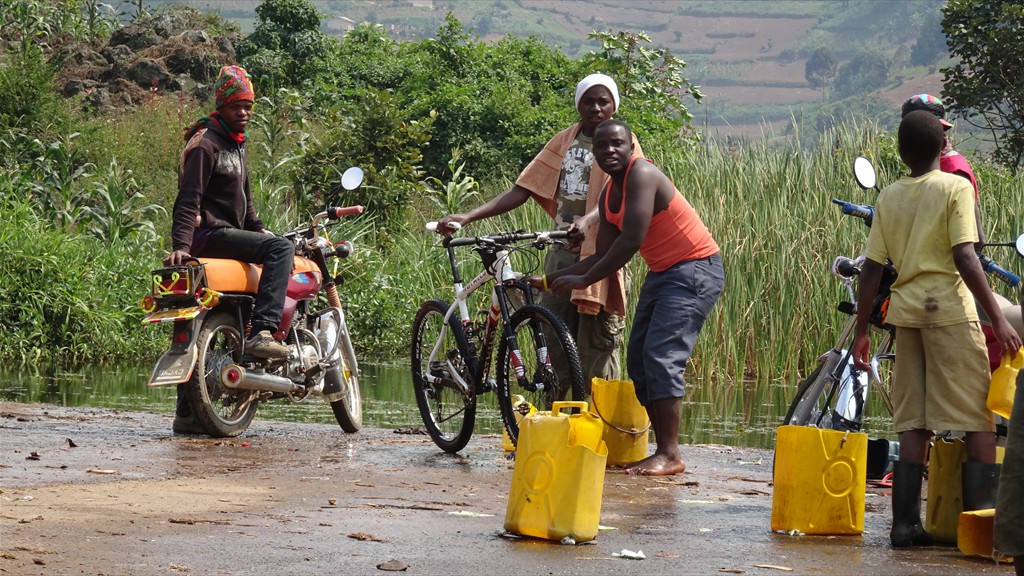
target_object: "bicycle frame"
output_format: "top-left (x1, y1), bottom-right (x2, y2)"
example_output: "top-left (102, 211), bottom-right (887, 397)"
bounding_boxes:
top-left (424, 238), bottom-right (538, 398)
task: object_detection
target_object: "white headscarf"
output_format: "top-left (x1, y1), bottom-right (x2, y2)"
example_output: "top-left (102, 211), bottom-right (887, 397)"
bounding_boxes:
top-left (574, 73), bottom-right (620, 112)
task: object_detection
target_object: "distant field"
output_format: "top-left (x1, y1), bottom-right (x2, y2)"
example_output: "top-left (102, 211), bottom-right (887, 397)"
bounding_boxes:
top-left (149, 0), bottom-right (948, 138)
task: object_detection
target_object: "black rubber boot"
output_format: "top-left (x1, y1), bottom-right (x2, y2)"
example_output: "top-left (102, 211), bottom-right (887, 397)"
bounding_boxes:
top-left (890, 461), bottom-right (933, 547)
top-left (962, 462), bottom-right (1001, 511)
top-left (175, 384), bottom-right (190, 417)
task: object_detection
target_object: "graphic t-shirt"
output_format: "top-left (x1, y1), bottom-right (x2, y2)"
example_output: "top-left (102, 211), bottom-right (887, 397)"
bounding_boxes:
top-left (556, 133), bottom-right (593, 232)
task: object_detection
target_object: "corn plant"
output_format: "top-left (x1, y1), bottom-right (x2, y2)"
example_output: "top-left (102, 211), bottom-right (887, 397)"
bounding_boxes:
top-left (83, 158), bottom-right (165, 246)
top-left (425, 149), bottom-right (482, 215)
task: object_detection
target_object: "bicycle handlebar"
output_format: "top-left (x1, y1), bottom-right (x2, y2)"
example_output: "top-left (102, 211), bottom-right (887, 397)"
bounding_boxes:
top-left (440, 229), bottom-right (570, 249)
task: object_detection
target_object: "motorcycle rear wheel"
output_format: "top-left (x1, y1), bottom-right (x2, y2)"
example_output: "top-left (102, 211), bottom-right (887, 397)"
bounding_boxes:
top-left (186, 311), bottom-right (258, 437)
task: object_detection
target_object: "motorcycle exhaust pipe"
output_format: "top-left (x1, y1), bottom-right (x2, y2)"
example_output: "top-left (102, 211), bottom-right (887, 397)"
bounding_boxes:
top-left (221, 364), bottom-right (302, 394)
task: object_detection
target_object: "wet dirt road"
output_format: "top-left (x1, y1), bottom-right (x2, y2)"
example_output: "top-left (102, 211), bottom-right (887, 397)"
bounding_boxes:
top-left (0, 402), bottom-right (1013, 575)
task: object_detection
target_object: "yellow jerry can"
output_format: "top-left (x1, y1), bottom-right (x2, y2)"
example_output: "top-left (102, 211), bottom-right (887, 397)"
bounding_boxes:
top-left (590, 378), bottom-right (651, 467)
top-left (925, 438), bottom-right (1005, 545)
top-left (957, 508), bottom-right (1013, 562)
top-left (771, 425), bottom-right (868, 535)
top-left (503, 401), bottom-right (607, 542)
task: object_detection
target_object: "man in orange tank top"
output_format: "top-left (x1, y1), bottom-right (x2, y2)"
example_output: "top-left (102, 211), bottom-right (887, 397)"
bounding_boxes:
top-left (533, 120), bottom-right (724, 476)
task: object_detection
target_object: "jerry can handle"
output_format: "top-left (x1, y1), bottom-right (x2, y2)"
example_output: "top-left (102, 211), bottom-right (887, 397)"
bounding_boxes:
top-left (551, 401), bottom-right (588, 414)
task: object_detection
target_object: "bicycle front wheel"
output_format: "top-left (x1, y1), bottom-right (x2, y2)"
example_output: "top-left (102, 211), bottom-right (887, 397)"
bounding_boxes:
top-left (411, 299), bottom-right (476, 453)
top-left (496, 304), bottom-right (584, 447)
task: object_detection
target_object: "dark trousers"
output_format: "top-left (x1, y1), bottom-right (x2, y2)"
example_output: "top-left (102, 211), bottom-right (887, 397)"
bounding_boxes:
top-left (198, 228), bottom-right (294, 334)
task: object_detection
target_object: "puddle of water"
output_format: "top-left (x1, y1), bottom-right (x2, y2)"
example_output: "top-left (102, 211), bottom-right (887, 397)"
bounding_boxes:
top-left (0, 364), bottom-right (894, 449)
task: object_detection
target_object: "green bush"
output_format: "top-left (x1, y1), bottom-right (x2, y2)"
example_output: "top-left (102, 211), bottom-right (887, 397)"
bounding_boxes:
top-left (0, 49), bottom-right (71, 138)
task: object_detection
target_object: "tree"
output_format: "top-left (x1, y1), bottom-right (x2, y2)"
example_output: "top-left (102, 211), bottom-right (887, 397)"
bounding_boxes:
top-left (804, 46), bottom-right (838, 101)
top-left (833, 49), bottom-right (891, 98)
top-left (585, 30), bottom-right (703, 147)
top-left (941, 0), bottom-right (1024, 174)
top-left (236, 0), bottom-right (336, 92)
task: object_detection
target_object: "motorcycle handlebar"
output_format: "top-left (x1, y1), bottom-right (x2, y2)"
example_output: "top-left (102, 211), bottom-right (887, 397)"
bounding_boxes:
top-left (832, 198), bottom-right (874, 227)
top-left (979, 254), bottom-right (1021, 288)
top-left (327, 206), bottom-right (364, 219)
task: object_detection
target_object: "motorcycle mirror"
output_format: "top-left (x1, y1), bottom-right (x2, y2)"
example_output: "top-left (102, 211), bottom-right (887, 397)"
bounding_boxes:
top-left (853, 156), bottom-right (877, 190)
top-left (341, 166), bottom-right (364, 191)
top-left (1016, 233), bottom-right (1024, 258)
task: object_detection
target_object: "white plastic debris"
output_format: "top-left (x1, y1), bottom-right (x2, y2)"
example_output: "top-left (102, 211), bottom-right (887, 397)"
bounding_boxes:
top-left (612, 549), bottom-right (646, 560)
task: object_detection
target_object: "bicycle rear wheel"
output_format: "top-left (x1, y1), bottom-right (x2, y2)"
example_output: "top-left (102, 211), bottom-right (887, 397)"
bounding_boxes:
top-left (496, 304), bottom-right (584, 447)
top-left (784, 349), bottom-right (868, 432)
top-left (411, 299), bottom-right (476, 453)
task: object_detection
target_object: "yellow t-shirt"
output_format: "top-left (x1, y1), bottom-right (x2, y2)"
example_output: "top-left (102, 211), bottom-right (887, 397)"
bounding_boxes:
top-left (864, 170), bottom-right (978, 328)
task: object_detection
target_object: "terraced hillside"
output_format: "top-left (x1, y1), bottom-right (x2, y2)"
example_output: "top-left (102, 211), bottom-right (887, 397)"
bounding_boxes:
top-left (156, 0), bottom-right (950, 138)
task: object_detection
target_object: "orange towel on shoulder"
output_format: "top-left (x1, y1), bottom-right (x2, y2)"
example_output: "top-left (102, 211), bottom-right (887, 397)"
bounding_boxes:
top-left (514, 123), bottom-right (644, 317)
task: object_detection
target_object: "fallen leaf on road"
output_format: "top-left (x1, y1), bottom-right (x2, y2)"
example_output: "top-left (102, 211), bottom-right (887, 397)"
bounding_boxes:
top-left (753, 564), bottom-right (793, 571)
top-left (718, 569), bottom-right (746, 573)
top-left (26, 452), bottom-right (40, 461)
top-left (328, 498), bottom-right (337, 506)
top-left (66, 438), bottom-right (77, 448)
top-left (376, 559), bottom-right (409, 571)
top-left (349, 532), bottom-right (388, 542)
top-left (86, 469), bottom-right (117, 474)
top-left (655, 552), bottom-right (679, 558)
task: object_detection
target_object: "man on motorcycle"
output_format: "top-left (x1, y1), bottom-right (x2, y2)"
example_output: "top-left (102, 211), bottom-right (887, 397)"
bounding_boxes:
top-left (165, 65), bottom-right (294, 433)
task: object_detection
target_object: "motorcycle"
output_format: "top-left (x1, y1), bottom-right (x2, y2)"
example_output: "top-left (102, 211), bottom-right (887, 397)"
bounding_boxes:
top-left (141, 167), bottom-right (367, 437)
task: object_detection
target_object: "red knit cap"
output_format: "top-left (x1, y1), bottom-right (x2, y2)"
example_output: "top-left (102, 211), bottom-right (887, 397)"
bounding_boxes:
top-left (214, 65), bottom-right (255, 109)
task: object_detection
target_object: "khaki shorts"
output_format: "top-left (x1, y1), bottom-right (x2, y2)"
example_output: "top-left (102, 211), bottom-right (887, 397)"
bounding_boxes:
top-left (892, 322), bottom-right (994, 433)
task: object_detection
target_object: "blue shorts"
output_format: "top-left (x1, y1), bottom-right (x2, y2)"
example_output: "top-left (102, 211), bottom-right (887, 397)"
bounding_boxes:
top-left (627, 254), bottom-right (724, 405)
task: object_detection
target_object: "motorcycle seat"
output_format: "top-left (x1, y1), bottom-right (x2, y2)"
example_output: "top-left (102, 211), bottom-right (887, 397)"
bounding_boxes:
top-left (198, 258), bottom-right (262, 294)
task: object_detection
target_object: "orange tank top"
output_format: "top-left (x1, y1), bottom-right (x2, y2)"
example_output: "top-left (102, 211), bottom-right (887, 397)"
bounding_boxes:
top-left (603, 158), bottom-right (719, 272)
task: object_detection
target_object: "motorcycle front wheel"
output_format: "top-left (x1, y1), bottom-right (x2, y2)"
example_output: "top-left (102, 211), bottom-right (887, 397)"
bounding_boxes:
top-left (186, 311), bottom-right (258, 437)
top-left (327, 332), bottom-right (362, 433)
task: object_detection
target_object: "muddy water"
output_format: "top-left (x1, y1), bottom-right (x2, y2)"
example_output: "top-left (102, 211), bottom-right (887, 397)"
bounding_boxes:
top-left (0, 363), bottom-right (894, 449)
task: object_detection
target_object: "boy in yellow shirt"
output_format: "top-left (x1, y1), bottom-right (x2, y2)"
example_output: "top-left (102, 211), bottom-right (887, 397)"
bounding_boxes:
top-left (851, 110), bottom-right (1022, 548)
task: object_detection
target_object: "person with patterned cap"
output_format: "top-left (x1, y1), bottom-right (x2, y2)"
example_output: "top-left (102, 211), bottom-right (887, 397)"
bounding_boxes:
top-left (165, 65), bottom-right (294, 433)
top-left (436, 74), bottom-right (643, 400)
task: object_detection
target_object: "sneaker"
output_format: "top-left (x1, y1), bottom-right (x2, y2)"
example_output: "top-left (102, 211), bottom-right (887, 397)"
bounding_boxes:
top-left (245, 329), bottom-right (289, 359)
top-left (173, 413), bottom-right (205, 435)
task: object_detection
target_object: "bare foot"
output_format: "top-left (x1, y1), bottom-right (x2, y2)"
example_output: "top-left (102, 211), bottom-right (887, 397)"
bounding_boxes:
top-left (622, 454), bottom-right (656, 472)
top-left (624, 454), bottom-right (686, 476)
